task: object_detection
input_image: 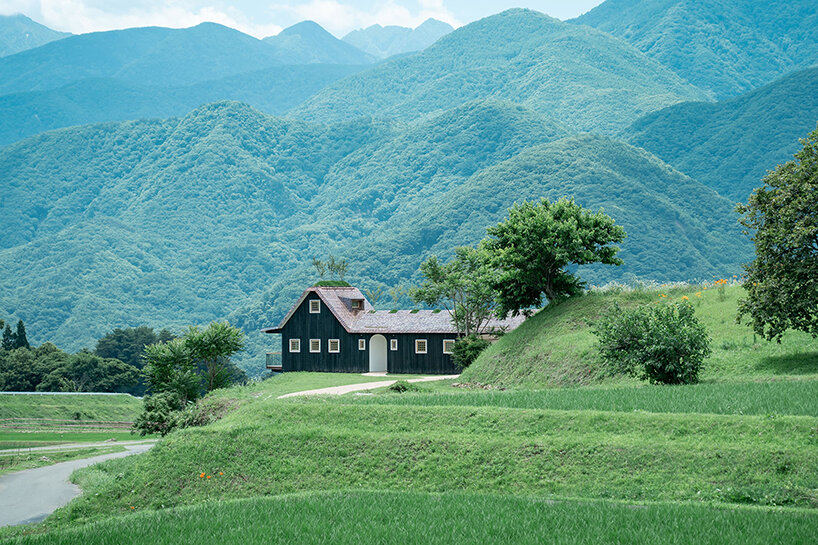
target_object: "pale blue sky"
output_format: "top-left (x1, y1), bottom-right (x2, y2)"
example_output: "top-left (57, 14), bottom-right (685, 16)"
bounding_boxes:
top-left (1, 1), bottom-right (605, 38)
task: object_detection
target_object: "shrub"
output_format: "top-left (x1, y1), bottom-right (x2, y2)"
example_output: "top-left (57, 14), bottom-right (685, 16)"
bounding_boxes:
top-left (388, 380), bottom-right (419, 393)
top-left (451, 335), bottom-right (491, 370)
top-left (132, 392), bottom-right (185, 436)
top-left (593, 301), bottom-right (711, 385)
top-left (176, 398), bottom-right (238, 429)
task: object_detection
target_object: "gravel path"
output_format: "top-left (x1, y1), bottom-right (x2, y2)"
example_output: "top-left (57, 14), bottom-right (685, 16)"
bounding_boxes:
top-left (278, 375), bottom-right (459, 398)
top-left (0, 442), bottom-right (154, 527)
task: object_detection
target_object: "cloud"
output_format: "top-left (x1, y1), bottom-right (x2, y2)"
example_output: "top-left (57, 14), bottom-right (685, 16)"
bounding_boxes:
top-left (1, 0), bottom-right (282, 38)
top-left (268, 0), bottom-right (461, 37)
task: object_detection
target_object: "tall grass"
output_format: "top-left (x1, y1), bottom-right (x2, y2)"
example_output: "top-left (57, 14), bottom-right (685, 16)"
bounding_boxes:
top-left (7, 491), bottom-right (818, 545)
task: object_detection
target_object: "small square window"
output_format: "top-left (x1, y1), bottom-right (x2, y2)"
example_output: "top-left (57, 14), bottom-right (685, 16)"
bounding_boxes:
top-left (309, 300), bottom-right (320, 313)
top-left (289, 339), bottom-right (301, 353)
top-left (415, 339), bottom-right (427, 354)
top-left (328, 339), bottom-right (340, 353)
top-left (310, 339), bottom-right (321, 353)
top-left (443, 339), bottom-right (455, 354)
top-left (390, 339), bottom-right (398, 351)
top-left (351, 299), bottom-right (363, 310)
top-left (358, 339), bottom-right (366, 351)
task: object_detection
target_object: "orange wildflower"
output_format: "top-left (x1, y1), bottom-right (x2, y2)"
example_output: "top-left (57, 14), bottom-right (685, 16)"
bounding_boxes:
top-left (207, 475), bottom-right (212, 479)
top-left (200, 473), bottom-right (205, 478)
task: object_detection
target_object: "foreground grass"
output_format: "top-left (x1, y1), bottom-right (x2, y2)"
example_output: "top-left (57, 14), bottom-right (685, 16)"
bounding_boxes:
top-left (5, 491), bottom-right (818, 545)
top-left (463, 285), bottom-right (818, 388)
top-left (36, 398), bottom-right (818, 529)
top-left (0, 394), bottom-right (142, 421)
top-left (354, 379), bottom-right (818, 416)
top-left (0, 446), bottom-right (125, 477)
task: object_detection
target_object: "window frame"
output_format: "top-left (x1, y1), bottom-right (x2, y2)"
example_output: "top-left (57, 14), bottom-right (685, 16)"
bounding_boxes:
top-left (328, 339), bottom-right (340, 353)
top-left (443, 339), bottom-right (455, 355)
top-left (309, 339), bottom-right (321, 353)
top-left (351, 299), bottom-right (363, 310)
top-left (415, 339), bottom-right (428, 354)
top-left (390, 338), bottom-right (398, 351)
top-left (309, 299), bottom-right (321, 314)
top-left (289, 338), bottom-right (301, 353)
top-left (358, 339), bottom-right (366, 351)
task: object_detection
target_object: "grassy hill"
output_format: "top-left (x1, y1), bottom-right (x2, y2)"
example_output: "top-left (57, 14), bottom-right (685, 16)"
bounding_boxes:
top-left (623, 67), bottom-right (818, 201)
top-left (291, 9), bottom-right (707, 133)
top-left (264, 22), bottom-right (374, 65)
top-left (0, 14), bottom-right (70, 58)
top-left (462, 285), bottom-right (818, 389)
top-left (574, 0), bottom-right (818, 99)
top-left (0, 101), bottom-right (751, 372)
top-left (342, 19), bottom-right (453, 59)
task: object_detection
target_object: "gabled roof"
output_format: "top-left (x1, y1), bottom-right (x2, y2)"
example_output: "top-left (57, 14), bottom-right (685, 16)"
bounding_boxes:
top-left (261, 286), bottom-right (525, 335)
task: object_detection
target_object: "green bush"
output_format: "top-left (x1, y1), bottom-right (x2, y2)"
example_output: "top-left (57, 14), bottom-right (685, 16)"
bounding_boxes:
top-left (452, 335), bottom-right (491, 370)
top-left (132, 392), bottom-right (185, 436)
top-left (593, 301), bottom-right (711, 384)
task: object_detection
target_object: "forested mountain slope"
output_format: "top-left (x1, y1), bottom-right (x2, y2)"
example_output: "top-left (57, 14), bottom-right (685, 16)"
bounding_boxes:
top-left (291, 9), bottom-right (707, 133)
top-left (0, 14), bottom-right (70, 57)
top-left (0, 64), bottom-right (365, 147)
top-left (0, 101), bottom-right (749, 371)
top-left (264, 21), bottom-right (374, 65)
top-left (342, 19), bottom-right (453, 59)
top-left (574, 0), bottom-right (818, 99)
top-left (624, 67), bottom-right (818, 201)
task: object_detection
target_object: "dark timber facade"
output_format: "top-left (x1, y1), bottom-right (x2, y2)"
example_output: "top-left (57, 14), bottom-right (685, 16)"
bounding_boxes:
top-left (262, 286), bottom-right (523, 375)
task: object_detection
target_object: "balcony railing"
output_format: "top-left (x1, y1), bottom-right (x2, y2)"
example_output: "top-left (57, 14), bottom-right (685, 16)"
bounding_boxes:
top-left (266, 352), bottom-right (282, 372)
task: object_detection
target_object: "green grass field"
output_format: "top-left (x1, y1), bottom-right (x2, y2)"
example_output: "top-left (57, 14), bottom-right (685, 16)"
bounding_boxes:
top-left (3, 286), bottom-right (818, 543)
top-left (352, 379), bottom-right (818, 416)
top-left (0, 394), bottom-right (142, 421)
top-left (6, 491), bottom-right (818, 545)
top-left (462, 285), bottom-right (818, 388)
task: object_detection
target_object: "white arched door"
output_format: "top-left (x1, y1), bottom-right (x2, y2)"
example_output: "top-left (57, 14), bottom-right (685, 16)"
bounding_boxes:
top-left (369, 334), bottom-right (387, 372)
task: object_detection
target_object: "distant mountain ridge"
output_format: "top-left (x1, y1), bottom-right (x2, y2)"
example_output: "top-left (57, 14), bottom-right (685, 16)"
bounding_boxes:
top-left (292, 9), bottom-right (707, 134)
top-left (342, 18), bottom-right (453, 59)
top-left (264, 21), bottom-right (374, 64)
top-left (0, 14), bottom-right (70, 57)
top-left (574, 0), bottom-right (818, 99)
top-left (624, 66), bottom-right (818, 201)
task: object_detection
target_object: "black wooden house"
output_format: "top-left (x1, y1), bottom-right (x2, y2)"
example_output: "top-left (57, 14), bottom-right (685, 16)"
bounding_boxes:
top-left (262, 286), bottom-right (524, 374)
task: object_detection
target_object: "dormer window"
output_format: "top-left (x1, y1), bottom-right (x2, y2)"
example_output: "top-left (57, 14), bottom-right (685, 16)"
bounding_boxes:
top-left (309, 300), bottom-right (320, 313)
top-left (351, 299), bottom-right (364, 310)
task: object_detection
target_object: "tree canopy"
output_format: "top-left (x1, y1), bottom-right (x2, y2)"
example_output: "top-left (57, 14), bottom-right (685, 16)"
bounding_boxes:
top-left (485, 197), bottom-right (626, 316)
top-left (737, 124), bottom-right (818, 341)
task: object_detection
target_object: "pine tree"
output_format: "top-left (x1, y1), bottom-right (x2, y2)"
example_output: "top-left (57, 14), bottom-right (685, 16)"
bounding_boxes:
top-left (14, 320), bottom-right (29, 349)
top-left (1, 324), bottom-right (15, 351)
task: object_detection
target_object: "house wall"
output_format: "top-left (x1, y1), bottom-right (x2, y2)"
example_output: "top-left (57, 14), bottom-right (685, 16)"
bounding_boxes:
top-left (279, 294), bottom-right (460, 375)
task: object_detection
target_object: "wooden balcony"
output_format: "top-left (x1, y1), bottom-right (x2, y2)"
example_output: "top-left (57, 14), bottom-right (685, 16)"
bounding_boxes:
top-left (266, 352), bottom-right (282, 372)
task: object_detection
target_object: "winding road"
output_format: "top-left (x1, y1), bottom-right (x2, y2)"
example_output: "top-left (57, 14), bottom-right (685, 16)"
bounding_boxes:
top-left (0, 442), bottom-right (154, 527)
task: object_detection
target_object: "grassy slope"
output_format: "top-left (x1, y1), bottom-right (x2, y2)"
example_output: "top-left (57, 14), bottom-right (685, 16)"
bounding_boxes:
top-left (462, 285), bottom-right (818, 388)
top-left (0, 394), bottom-right (142, 421)
top-left (7, 491), bottom-right (818, 545)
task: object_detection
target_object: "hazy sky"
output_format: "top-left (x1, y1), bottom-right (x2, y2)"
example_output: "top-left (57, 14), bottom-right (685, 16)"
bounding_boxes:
top-left (1, 1), bottom-right (606, 38)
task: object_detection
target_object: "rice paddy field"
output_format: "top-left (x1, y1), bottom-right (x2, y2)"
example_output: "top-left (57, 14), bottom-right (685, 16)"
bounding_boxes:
top-left (2, 285), bottom-right (817, 543)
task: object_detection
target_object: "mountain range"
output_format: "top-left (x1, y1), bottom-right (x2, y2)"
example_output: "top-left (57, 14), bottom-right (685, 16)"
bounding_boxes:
top-left (1, 3), bottom-right (815, 374)
top-left (342, 19), bottom-right (453, 59)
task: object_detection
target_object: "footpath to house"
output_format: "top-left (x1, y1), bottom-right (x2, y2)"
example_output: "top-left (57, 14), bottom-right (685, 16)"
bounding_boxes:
top-left (278, 374), bottom-right (459, 399)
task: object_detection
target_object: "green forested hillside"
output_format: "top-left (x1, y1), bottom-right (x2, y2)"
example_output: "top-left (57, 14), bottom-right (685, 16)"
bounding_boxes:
top-left (0, 64), bottom-right (365, 147)
top-left (291, 9), bottom-right (707, 133)
top-left (0, 14), bottom-right (70, 57)
top-left (624, 67), bottom-right (818, 201)
top-left (342, 19), bottom-right (453, 59)
top-left (574, 0), bottom-right (818, 99)
top-left (0, 101), bottom-right (749, 372)
top-left (264, 21), bottom-right (374, 65)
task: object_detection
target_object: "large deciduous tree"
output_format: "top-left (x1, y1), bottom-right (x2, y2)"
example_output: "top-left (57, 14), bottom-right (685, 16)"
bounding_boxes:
top-left (184, 322), bottom-right (245, 392)
top-left (412, 245), bottom-right (498, 336)
top-left (737, 125), bottom-right (818, 341)
top-left (485, 197), bottom-right (626, 316)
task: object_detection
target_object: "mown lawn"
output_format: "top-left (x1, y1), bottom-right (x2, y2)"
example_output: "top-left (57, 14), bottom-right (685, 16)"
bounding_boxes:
top-left (5, 491), bottom-right (818, 545)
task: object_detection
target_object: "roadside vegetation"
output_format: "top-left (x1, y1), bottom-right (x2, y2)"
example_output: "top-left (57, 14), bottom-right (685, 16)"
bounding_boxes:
top-left (0, 446), bottom-right (125, 477)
